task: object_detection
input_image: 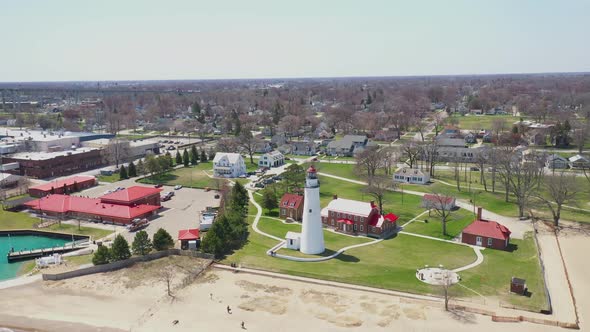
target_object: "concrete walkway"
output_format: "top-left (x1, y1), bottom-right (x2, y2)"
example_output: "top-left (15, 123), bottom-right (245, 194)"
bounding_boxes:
top-left (452, 247), bottom-right (484, 273)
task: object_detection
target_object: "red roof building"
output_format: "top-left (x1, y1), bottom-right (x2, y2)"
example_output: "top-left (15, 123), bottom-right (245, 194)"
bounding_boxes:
top-left (178, 229), bottom-right (201, 250)
top-left (24, 194), bottom-right (160, 225)
top-left (279, 193), bottom-right (304, 221)
top-left (461, 207), bottom-right (511, 250)
top-left (100, 186), bottom-right (162, 206)
top-left (28, 175), bottom-right (97, 197)
top-left (321, 196), bottom-right (398, 238)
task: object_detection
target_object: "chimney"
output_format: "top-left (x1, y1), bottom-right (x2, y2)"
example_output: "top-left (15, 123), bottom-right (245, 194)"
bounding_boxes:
top-left (477, 207), bottom-right (483, 221)
top-left (370, 200), bottom-right (375, 208)
top-left (333, 194), bottom-right (338, 200)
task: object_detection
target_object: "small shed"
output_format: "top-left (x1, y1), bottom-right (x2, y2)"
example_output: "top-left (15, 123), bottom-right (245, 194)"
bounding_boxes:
top-left (285, 231), bottom-right (301, 250)
top-left (510, 277), bottom-right (527, 295)
top-left (178, 229), bottom-right (200, 250)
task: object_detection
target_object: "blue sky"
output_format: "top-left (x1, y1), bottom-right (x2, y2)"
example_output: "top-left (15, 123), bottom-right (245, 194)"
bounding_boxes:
top-left (0, 0), bottom-right (588, 81)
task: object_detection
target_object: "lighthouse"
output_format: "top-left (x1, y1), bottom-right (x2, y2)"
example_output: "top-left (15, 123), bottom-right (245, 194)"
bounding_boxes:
top-left (299, 165), bottom-right (325, 254)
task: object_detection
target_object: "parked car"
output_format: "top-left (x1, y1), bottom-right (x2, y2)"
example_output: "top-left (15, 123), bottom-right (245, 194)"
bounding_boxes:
top-left (174, 185), bottom-right (183, 190)
top-left (154, 184), bottom-right (164, 188)
top-left (161, 195), bottom-right (171, 201)
top-left (254, 182), bottom-right (265, 188)
top-left (167, 145), bottom-right (176, 150)
top-left (470, 167), bottom-right (480, 171)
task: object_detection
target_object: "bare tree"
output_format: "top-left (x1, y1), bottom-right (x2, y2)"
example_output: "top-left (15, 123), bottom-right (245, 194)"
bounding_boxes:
top-left (103, 138), bottom-right (131, 168)
top-left (159, 269), bottom-right (175, 298)
top-left (381, 147), bottom-right (399, 176)
top-left (237, 127), bottom-right (260, 165)
top-left (424, 191), bottom-right (456, 236)
top-left (534, 172), bottom-right (579, 227)
top-left (571, 120), bottom-right (589, 154)
top-left (362, 175), bottom-right (395, 214)
top-left (355, 146), bottom-right (383, 178)
top-left (401, 141), bottom-right (421, 169)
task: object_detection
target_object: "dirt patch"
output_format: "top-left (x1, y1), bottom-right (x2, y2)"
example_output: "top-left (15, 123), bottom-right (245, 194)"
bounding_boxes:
top-left (360, 302), bottom-right (378, 314)
top-left (238, 296), bottom-right (286, 315)
top-left (403, 306), bottom-right (426, 320)
top-left (194, 271), bottom-right (219, 284)
top-left (314, 313), bottom-right (363, 328)
top-left (376, 304), bottom-right (401, 327)
top-left (235, 280), bottom-right (292, 296)
top-left (300, 290), bottom-right (348, 313)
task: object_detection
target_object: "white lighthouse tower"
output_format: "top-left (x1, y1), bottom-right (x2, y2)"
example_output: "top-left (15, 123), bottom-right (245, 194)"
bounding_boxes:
top-left (300, 165), bottom-right (325, 254)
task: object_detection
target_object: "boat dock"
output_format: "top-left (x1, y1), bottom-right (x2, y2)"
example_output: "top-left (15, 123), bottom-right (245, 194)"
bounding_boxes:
top-left (7, 241), bottom-right (90, 263)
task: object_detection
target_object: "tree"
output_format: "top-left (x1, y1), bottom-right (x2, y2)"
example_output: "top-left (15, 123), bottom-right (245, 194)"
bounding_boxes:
top-left (200, 149), bottom-right (208, 162)
top-left (282, 164), bottom-right (306, 193)
top-left (128, 162), bottom-right (137, 177)
top-left (183, 149), bottom-right (190, 167)
top-left (145, 154), bottom-right (161, 177)
top-left (238, 127), bottom-right (259, 165)
top-left (119, 165), bottom-right (128, 180)
top-left (103, 139), bottom-right (130, 168)
top-left (110, 234), bottom-right (131, 261)
top-left (231, 181), bottom-right (249, 210)
top-left (190, 145), bottom-right (199, 165)
top-left (355, 145), bottom-right (383, 178)
top-left (362, 175), bottom-right (394, 214)
top-left (137, 159), bottom-right (145, 175)
top-left (401, 141), bottom-right (421, 169)
top-left (92, 245), bottom-right (110, 265)
top-left (153, 228), bottom-right (174, 251)
top-left (132, 230), bottom-right (153, 256)
top-left (425, 192), bottom-right (456, 236)
top-left (261, 189), bottom-right (278, 214)
top-left (534, 172), bottom-right (579, 227)
top-left (175, 151), bottom-right (182, 165)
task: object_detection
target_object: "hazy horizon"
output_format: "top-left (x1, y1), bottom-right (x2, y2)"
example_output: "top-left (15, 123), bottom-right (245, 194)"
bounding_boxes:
top-left (1, 0), bottom-right (589, 82)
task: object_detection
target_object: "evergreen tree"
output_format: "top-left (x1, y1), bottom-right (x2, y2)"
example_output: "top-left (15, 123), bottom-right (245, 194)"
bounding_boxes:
top-left (119, 165), bottom-right (128, 180)
top-left (261, 189), bottom-right (278, 214)
top-left (175, 151), bottom-right (182, 165)
top-left (128, 162), bottom-right (137, 177)
top-left (92, 245), bottom-right (110, 265)
top-left (183, 149), bottom-right (190, 167)
top-left (208, 148), bottom-right (215, 161)
top-left (153, 228), bottom-right (174, 251)
top-left (200, 149), bottom-right (208, 162)
top-left (137, 159), bottom-right (145, 175)
top-left (110, 234), bottom-right (131, 261)
top-left (231, 182), bottom-right (249, 210)
top-left (190, 145), bottom-right (199, 165)
top-left (132, 230), bottom-right (153, 256)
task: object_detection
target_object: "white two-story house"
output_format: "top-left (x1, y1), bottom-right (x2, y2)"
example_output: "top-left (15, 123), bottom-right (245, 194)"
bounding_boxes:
top-left (213, 153), bottom-right (246, 178)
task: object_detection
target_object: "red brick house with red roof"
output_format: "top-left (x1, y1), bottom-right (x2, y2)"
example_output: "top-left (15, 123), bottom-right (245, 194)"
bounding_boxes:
top-left (279, 193), bottom-right (304, 221)
top-left (28, 175), bottom-right (97, 197)
top-left (461, 207), bottom-right (511, 250)
top-left (100, 186), bottom-right (162, 206)
top-left (320, 195), bottom-right (398, 238)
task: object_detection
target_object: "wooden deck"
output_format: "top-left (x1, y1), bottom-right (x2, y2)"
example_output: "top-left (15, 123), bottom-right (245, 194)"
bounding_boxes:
top-left (7, 241), bottom-right (90, 262)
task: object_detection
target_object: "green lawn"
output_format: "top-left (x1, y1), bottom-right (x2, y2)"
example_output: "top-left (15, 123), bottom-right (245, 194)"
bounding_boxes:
top-left (224, 210), bottom-right (477, 295)
top-left (97, 173), bottom-right (121, 183)
top-left (138, 162), bottom-right (226, 189)
top-left (402, 208), bottom-right (475, 240)
top-left (0, 210), bottom-right (112, 240)
top-left (460, 232), bottom-right (549, 312)
top-left (445, 114), bottom-right (520, 130)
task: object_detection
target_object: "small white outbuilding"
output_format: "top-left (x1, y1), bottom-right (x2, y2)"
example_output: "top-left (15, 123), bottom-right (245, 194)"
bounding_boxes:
top-left (285, 231), bottom-right (301, 250)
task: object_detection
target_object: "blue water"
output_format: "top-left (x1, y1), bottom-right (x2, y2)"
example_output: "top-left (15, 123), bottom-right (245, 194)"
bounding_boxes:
top-left (0, 234), bottom-right (70, 281)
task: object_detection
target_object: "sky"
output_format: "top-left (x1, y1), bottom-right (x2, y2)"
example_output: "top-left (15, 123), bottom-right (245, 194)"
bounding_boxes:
top-left (0, 0), bottom-right (588, 82)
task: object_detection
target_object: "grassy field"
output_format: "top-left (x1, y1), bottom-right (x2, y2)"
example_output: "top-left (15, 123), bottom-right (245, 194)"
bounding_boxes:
top-left (138, 163), bottom-right (225, 189)
top-left (402, 208), bottom-right (475, 240)
top-left (97, 173), bottom-right (120, 183)
top-left (446, 114), bottom-right (520, 130)
top-left (460, 232), bottom-right (548, 312)
top-left (0, 210), bottom-right (113, 240)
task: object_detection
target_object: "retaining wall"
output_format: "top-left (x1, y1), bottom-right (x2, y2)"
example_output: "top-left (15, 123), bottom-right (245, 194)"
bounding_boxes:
top-left (42, 250), bottom-right (214, 281)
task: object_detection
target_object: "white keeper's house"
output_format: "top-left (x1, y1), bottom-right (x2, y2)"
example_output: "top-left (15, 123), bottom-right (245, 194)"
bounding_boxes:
top-left (258, 150), bottom-right (285, 168)
top-left (213, 152), bottom-right (246, 178)
top-left (393, 167), bottom-right (430, 185)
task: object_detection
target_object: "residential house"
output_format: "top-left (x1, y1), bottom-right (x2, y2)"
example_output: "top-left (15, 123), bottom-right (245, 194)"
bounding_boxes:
top-left (482, 132), bottom-right (494, 143)
top-left (470, 109), bottom-right (483, 115)
top-left (213, 152), bottom-right (247, 177)
top-left (326, 135), bottom-right (368, 156)
top-left (436, 146), bottom-right (481, 162)
top-left (393, 167), bottom-right (430, 185)
top-left (546, 154), bottom-right (569, 169)
top-left (253, 141), bottom-right (272, 154)
top-left (373, 128), bottom-right (400, 142)
top-left (525, 129), bottom-right (546, 146)
top-left (321, 196), bottom-right (398, 238)
top-left (421, 194), bottom-right (456, 211)
top-left (279, 193), bottom-right (304, 221)
top-left (461, 207), bottom-right (511, 250)
top-left (290, 140), bottom-right (317, 156)
top-left (569, 154), bottom-right (590, 169)
top-left (271, 133), bottom-right (288, 146)
top-left (258, 150), bottom-right (285, 168)
top-left (464, 132), bottom-right (477, 144)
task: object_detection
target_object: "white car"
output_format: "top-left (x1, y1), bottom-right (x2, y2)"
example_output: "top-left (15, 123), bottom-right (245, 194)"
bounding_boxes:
top-left (174, 185), bottom-right (183, 190)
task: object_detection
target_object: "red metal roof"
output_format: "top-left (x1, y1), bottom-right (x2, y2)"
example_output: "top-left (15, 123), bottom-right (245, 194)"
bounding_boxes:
top-left (279, 193), bottom-right (303, 210)
top-left (29, 176), bottom-right (96, 192)
top-left (24, 195), bottom-right (160, 220)
top-left (337, 219), bottom-right (354, 225)
top-left (462, 220), bottom-right (511, 240)
top-left (307, 165), bottom-right (317, 173)
top-left (178, 229), bottom-right (200, 240)
top-left (383, 213), bottom-right (399, 222)
top-left (100, 186), bottom-right (162, 203)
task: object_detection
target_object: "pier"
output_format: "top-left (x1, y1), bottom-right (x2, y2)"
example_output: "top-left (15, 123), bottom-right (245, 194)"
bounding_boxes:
top-left (7, 240), bottom-right (90, 263)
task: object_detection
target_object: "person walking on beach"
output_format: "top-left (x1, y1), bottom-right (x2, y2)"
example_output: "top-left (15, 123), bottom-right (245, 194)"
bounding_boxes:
top-left (227, 305), bottom-right (232, 314)
top-left (210, 293), bottom-right (213, 300)
top-left (241, 321), bottom-right (245, 329)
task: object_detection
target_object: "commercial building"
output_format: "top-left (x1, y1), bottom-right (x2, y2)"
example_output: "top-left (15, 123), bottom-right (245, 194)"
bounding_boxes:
top-left (100, 186), bottom-right (162, 206)
top-left (2, 148), bottom-right (104, 178)
top-left (28, 175), bottom-right (97, 197)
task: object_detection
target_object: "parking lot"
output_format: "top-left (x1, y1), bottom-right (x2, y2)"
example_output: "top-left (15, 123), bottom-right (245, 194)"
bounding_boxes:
top-left (73, 179), bottom-right (220, 244)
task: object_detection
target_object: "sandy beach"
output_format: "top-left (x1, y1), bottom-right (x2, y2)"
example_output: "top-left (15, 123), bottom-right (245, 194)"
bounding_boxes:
top-left (0, 237), bottom-right (588, 332)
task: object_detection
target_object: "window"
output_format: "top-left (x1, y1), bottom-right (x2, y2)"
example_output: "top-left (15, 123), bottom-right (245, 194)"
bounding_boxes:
top-left (487, 238), bottom-right (493, 247)
top-left (331, 219), bottom-right (334, 226)
top-left (360, 225), bottom-right (363, 232)
top-left (309, 209), bottom-right (312, 213)
top-left (281, 208), bottom-right (286, 215)
top-left (354, 215), bottom-right (358, 222)
top-left (337, 212), bottom-right (340, 218)
top-left (353, 224), bottom-right (357, 231)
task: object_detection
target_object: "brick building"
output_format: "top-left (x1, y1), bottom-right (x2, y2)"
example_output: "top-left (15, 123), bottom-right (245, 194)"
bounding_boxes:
top-left (100, 186), bottom-right (162, 206)
top-left (321, 196), bottom-right (398, 238)
top-left (28, 175), bottom-right (97, 197)
top-left (461, 207), bottom-right (511, 250)
top-left (2, 148), bottom-right (104, 179)
top-left (279, 193), bottom-right (304, 221)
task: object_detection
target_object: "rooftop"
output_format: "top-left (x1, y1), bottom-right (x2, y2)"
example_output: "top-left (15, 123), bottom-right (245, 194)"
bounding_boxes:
top-left (178, 229), bottom-right (200, 241)
top-left (6, 148), bottom-right (99, 160)
top-left (323, 197), bottom-right (374, 217)
top-left (29, 175), bottom-right (96, 192)
top-left (100, 186), bottom-right (162, 203)
top-left (462, 220), bottom-right (511, 240)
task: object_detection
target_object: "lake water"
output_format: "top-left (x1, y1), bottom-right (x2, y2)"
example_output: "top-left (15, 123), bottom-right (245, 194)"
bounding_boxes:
top-left (0, 234), bottom-right (70, 281)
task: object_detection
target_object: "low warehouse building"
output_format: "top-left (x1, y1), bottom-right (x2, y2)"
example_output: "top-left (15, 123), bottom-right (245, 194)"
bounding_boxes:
top-left (28, 175), bottom-right (97, 197)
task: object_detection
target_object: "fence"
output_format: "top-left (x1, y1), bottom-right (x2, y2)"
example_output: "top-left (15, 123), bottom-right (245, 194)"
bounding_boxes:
top-left (42, 249), bottom-right (214, 281)
top-left (532, 221), bottom-right (553, 314)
